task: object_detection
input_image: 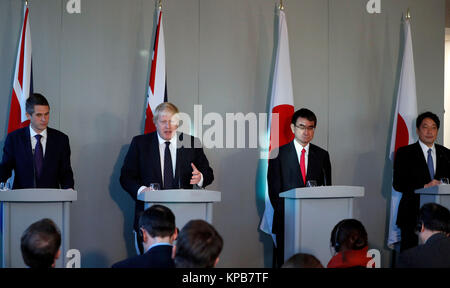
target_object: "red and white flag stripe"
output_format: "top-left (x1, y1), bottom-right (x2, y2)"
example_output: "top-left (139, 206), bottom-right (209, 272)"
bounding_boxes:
top-left (8, 5), bottom-right (33, 134)
top-left (260, 9), bottom-right (295, 245)
top-left (145, 8), bottom-right (166, 134)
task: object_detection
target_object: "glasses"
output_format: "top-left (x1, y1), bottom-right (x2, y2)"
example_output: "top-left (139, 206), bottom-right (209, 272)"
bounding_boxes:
top-left (294, 124), bottom-right (315, 132)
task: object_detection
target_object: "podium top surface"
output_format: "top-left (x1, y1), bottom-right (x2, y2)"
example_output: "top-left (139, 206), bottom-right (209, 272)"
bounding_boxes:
top-left (280, 185), bottom-right (365, 199)
top-left (415, 184), bottom-right (450, 195)
top-left (137, 189), bottom-right (221, 203)
top-left (0, 189), bottom-right (77, 202)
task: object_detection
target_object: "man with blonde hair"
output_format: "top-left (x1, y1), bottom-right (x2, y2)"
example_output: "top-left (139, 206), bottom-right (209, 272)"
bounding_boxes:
top-left (120, 102), bottom-right (214, 254)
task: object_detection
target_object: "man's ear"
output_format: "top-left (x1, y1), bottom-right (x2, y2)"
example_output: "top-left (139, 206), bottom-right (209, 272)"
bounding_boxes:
top-left (214, 257), bottom-right (219, 267)
top-left (26, 112), bottom-right (31, 121)
top-left (141, 228), bottom-right (148, 243)
top-left (55, 249), bottom-right (61, 260)
top-left (421, 223), bottom-right (425, 233)
top-left (52, 249), bottom-right (61, 268)
top-left (171, 228), bottom-right (179, 242)
top-left (290, 123), bottom-right (295, 134)
top-left (172, 245), bottom-right (176, 259)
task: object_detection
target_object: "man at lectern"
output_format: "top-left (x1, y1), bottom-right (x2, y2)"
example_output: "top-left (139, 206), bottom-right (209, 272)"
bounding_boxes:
top-left (268, 108), bottom-right (332, 267)
top-left (0, 93), bottom-right (74, 189)
top-left (393, 112), bottom-right (450, 252)
top-left (120, 102), bottom-right (214, 254)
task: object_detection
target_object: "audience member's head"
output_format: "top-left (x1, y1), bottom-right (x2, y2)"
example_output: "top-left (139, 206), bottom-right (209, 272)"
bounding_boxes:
top-left (20, 218), bottom-right (61, 268)
top-left (330, 219), bottom-right (368, 254)
top-left (281, 253), bottom-right (324, 268)
top-left (139, 204), bottom-right (177, 251)
top-left (173, 219), bottom-right (223, 268)
top-left (416, 203), bottom-right (450, 244)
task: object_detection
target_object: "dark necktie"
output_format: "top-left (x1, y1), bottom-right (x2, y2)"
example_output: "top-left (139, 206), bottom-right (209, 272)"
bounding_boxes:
top-left (34, 134), bottom-right (44, 180)
top-left (163, 141), bottom-right (174, 189)
top-left (427, 148), bottom-right (434, 180)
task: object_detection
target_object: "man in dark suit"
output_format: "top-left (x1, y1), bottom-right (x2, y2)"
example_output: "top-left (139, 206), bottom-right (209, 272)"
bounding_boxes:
top-left (268, 108), bottom-right (332, 267)
top-left (0, 93), bottom-right (74, 189)
top-left (112, 204), bottom-right (177, 268)
top-left (393, 112), bottom-right (450, 251)
top-left (397, 203), bottom-right (450, 268)
top-left (120, 102), bottom-right (214, 254)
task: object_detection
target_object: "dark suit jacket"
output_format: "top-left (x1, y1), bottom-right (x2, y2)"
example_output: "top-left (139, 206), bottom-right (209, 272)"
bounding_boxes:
top-left (393, 142), bottom-right (450, 229)
top-left (120, 132), bottom-right (214, 230)
top-left (0, 126), bottom-right (74, 189)
top-left (112, 244), bottom-right (175, 268)
top-left (268, 141), bottom-right (332, 234)
top-left (397, 233), bottom-right (450, 268)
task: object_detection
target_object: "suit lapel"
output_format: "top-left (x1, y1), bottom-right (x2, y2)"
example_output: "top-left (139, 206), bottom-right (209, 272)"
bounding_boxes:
top-left (414, 142), bottom-right (432, 181)
top-left (150, 133), bottom-right (163, 184)
top-left (42, 128), bottom-right (54, 171)
top-left (307, 144), bottom-right (317, 182)
top-left (287, 141), bottom-right (303, 186)
top-left (435, 144), bottom-right (448, 178)
top-left (174, 133), bottom-right (184, 188)
top-left (22, 127), bottom-right (35, 176)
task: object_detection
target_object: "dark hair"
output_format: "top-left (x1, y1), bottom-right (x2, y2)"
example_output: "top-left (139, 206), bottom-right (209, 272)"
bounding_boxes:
top-left (418, 203), bottom-right (450, 233)
top-left (138, 205), bottom-right (176, 238)
top-left (281, 253), bottom-right (323, 268)
top-left (174, 220), bottom-right (223, 268)
top-left (416, 112), bottom-right (440, 129)
top-left (291, 108), bottom-right (317, 127)
top-left (26, 93), bottom-right (50, 115)
top-left (20, 218), bottom-right (61, 268)
top-left (330, 219), bottom-right (368, 253)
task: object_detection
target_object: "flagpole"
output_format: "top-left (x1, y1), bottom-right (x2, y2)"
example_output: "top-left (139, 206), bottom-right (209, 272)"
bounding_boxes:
top-left (158, 0), bottom-right (162, 10)
top-left (279, 0), bottom-right (284, 11)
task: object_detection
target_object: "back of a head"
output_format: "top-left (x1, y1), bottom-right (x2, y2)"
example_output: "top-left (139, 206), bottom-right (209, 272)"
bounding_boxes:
top-left (139, 204), bottom-right (176, 238)
top-left (21, 218), bottom-right (61, 268)
top-left (282, 253), bottom-right (324, 268)
top-left (174, 220), bottom-right (223, 268)
top-left (419, 203), bottom-right (450, 233)
top-left (330, 219), bottom-right (368, 253)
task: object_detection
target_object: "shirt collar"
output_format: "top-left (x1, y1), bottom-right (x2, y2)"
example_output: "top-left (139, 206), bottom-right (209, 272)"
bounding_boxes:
top-left (147, 242), bottom-right (173, 253)
top-left (157, 132), bottom-right (177, 147)
top-left (293, 139), bottom-right (310, 153)
top-left (418, 139), bottom-right (435, 154)
top-left (29, 126), bottom-right (47, 139)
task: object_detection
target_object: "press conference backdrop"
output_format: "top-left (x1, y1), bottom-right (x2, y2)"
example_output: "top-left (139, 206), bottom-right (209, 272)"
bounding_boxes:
top-left (0, 0), bottom-right (445, 267)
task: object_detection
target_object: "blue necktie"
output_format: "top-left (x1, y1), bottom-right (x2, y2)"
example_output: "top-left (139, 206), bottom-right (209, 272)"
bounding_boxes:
top-left (34, 134), bottom-right (44, 180)
top-left (163, 141), bottom-right (174, 189)
top-left (427, 148), bottom-right (434, 180)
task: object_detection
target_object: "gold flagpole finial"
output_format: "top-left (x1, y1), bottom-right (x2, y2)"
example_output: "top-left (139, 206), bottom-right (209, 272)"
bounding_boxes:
top-left (25, 0), bottom-right (28, 6)
top-left (158, 0), bottom-right (162, 10)
top-left (279, 0), bottom-right (284, 11)
top-left (406, 8), bottom-right (411, 20)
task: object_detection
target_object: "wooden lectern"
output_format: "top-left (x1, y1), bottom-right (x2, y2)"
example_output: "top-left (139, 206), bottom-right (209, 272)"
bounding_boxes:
top-left (280, 185), bottom-right (364, 267)
top-left (0, 189), bottom-right (77, 268)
